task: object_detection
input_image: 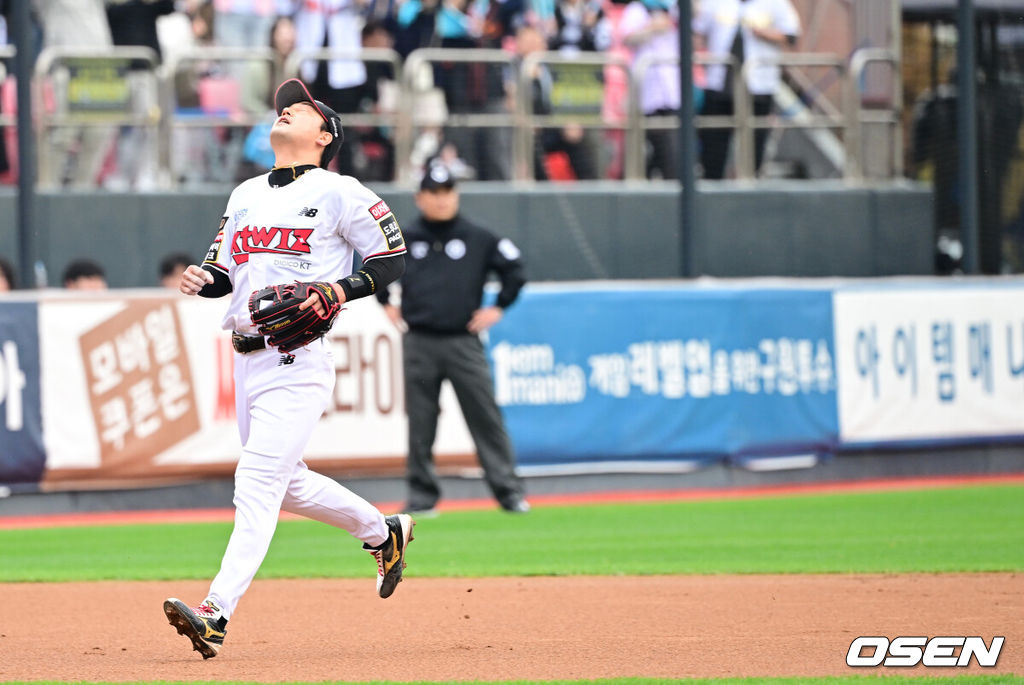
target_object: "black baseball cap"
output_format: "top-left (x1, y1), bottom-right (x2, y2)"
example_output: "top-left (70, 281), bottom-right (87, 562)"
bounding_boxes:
top-left (274, 78), bottom-right (344, 169)
top-left (419, 163), bottom-right (457, 191)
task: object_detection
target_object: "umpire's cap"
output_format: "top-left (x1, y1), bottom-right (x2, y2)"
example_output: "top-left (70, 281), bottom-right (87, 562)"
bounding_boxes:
top-left (419, 163), bottom-right (456, 191)
top-left (274, 78), bottom-right (344, 169)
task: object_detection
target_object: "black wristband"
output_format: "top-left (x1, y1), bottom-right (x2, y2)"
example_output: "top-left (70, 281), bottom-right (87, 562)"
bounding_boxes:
top-left (198, 265), bottom-right (232, 298)
top-left (344, 252), bottom-right (404, 302)
top-left (337, 271), bottom-right (375, 301)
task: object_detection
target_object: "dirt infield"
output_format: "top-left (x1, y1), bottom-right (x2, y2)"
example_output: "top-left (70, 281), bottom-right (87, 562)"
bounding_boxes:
top-left (0, 574), bottom-right (1020, 681)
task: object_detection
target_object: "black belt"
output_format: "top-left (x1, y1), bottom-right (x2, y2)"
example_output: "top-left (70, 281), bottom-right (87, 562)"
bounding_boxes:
top-left (232, 332), bottom-right (267, 354)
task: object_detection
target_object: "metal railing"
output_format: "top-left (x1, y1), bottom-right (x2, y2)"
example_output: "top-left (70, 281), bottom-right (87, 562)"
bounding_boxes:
top-left (517, 51), bottom-right (630, 180)
top-left (847, 47), bottom-right (902, 179)
top-left (629, 53), bottom-right (854, 180)
top-left (159, 47), bottom-right (277, 186)
top-left (282, 48), bottom-right (403, 121)
top-left (160, 46), bottom-right (277, 124)
top-left (33, 46), bottom-right (160, 188)
top-left (629, 53), bottom-right (745, 180)
top-left (283, 47), bottom-right (404, 181)
top-left (739, 53), bottom-right (849, 179)
top-left (397, 48), bottom-right (517, 183)
top-left (4, 45), bottom-right (904, 187)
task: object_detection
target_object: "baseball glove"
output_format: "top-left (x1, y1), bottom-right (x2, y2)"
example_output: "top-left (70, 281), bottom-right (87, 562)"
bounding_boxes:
top-left (248, 281), bottom-right (342, 353)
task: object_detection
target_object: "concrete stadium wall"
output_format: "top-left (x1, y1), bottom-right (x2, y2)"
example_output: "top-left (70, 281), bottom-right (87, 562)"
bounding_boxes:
top-left (0, 180), bottom-right (934, 287)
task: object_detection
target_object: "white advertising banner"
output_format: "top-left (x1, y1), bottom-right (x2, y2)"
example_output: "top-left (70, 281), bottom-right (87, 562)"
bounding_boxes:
top-left (38, 291), bottom-right (473, 486)
top-left (834, 286), bottom-right (1024, 445)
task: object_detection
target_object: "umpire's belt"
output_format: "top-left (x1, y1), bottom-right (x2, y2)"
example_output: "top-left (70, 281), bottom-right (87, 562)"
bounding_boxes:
top-left (231, 332), bottom-right (267, 354)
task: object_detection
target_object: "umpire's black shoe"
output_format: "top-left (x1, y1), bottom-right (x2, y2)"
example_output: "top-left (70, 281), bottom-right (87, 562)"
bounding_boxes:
top-left (364, 514), bottom-right (415, 598)
top-left (163, 598), bottom-right (227, 659)
top-left (501, 498), bottom-right (531, 514)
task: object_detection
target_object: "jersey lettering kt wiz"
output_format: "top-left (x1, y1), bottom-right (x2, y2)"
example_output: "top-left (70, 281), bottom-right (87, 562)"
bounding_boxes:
top-left (202, 169), bottom-right (405, 335)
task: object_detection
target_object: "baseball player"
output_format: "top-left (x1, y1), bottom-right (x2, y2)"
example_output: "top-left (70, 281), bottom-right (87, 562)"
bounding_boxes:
top-left (163, 78), bottom-right (413, 659)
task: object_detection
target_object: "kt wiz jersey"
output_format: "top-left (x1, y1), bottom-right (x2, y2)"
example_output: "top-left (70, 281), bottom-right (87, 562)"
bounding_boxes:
top-left (203, 169), bottom-right (405, 335)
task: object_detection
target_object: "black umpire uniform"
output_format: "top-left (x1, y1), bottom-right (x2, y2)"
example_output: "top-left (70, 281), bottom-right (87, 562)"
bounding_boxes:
top-left (377, 165), bottom-right (528, 513)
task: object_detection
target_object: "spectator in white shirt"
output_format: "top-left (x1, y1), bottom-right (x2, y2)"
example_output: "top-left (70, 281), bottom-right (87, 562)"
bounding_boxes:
top-left (291, 0), bottom-right (368, 109)
top-left (692, 0), bottom-right (800, 179)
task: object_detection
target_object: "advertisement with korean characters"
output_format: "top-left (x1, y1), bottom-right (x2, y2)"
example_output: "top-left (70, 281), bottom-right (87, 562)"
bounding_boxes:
top-left (834, 285), bottom-right (1024, 445)
top-left (0, 302), bottom-right (45, 485)
top-left (30, 292), bottom-right (473, 489)
top-left (487, 283), bottom-right (840, 466)
top-left (5, 278), bottom-right (1024, 490)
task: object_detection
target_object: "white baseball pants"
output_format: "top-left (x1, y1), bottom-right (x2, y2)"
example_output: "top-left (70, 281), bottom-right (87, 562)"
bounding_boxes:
top-left (207, 340), bottom-right (389, 619)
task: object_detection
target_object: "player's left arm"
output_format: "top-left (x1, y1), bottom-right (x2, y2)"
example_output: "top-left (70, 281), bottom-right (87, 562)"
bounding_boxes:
top-left (468, 235), bottom-right (526, 333)
top-left (183, 209), bottom-right (236, 297)
top-left (300, 185), bottom-right (408, 315)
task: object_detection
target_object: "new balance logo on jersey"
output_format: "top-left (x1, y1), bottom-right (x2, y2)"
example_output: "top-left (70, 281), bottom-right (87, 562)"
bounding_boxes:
top-left (231, 225), bottom-right (314, 264)
top-left (298, 207), bottom-right (318, 217)
top-left (278, 354), bottom-right (295, 366)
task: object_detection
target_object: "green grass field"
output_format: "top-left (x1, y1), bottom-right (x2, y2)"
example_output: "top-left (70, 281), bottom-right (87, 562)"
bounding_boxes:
top-left (2, 483), bottom-right (1022, 684)
top-left (1, 484), bottom-right (1021, 582)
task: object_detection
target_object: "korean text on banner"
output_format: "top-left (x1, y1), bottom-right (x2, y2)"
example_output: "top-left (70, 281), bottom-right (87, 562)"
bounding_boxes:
top-left (834, 287), bottom-right (1024, 445)
top-left (487, 286), bottom-right (839, 465)
top-left (0, 302), bottom-right (45, 485)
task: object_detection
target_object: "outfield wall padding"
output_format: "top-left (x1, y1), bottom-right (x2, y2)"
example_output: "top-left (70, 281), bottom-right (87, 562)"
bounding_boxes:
top-left (1, 276), bottom-right (1021, 489)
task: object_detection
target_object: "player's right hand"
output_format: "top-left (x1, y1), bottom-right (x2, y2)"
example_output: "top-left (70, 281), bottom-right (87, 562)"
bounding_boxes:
top-left (180, 264), bottom-right (214, 296)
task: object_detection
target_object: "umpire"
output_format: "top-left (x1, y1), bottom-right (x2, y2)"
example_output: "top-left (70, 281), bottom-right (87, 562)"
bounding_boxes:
top-left (377, 163), bottom-right (529, 514)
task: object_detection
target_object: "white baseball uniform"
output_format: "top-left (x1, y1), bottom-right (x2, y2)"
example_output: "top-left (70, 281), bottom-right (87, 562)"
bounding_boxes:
top-left (199, 168), bottom-right (406, 620)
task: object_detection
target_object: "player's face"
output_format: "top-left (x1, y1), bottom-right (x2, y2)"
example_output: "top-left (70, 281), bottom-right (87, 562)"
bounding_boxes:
top-left (271, 102), bottom-right (331, 151)
top-left (415, 187), bottom-right (459, 222)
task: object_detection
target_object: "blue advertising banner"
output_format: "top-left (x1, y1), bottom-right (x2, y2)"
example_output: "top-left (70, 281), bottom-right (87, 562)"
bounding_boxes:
top-left (0, 302), bottom-right (45, 484)
top-left (487, 284), bottom-right (838, 466)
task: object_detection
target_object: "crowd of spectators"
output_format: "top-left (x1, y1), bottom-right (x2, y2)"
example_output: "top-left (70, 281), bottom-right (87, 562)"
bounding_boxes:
top-left (0, 0), bottom-right (802, 186)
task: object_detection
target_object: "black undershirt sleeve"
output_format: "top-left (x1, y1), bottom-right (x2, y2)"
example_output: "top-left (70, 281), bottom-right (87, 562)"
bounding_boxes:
top-left (338, 253), bottom-right (405, 302)
top-left (198, 265), bottom-right (232, 298)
